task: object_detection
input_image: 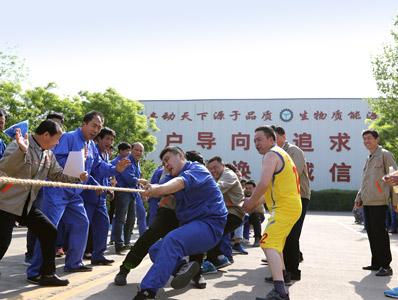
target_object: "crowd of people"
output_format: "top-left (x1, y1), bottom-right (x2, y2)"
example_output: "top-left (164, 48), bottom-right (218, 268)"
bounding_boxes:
top-left (1, 107), bottom-right (398, 299)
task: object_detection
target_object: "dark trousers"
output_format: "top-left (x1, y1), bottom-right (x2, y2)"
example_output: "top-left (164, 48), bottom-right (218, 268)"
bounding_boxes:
top-left (207, 213), bottom-right (242, 263)
top-left (283, 197), bottom-right (309, 277)
top-left (249, 212), bottom-right (265, 240)
top-left (364, 205), bottom-right (392, 268)
top-left (123, 207), bottom-right (179, 269)
top-left (0, 207), bottom-right (57, 276)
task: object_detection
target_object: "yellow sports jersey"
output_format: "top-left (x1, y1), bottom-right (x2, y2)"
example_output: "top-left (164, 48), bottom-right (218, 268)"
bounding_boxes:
top-left (264, 145), bottom-right (301, 212)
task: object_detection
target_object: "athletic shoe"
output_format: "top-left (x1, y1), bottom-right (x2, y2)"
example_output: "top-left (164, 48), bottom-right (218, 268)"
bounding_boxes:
top-left (92, 258), bottom-right (115, 265)
top-left (232, 243), bottom-right (248, 255)
top-left (385, 287), bottom-right (398, 298)
top-left (265, 272), bottom-right (292, 286)
top-left (170, 261), bottom-right (200, 289)
top-left (39, 274), bottom-right (69, 286)
top-left (376, 267), bottom-right (393, 277)
top-left (64, 265), bottom-right (93, 273)
top-left (213, 256), bottom-right (231, 269)
top-left (27, 275), bottom-right (41, 285)
top-left (256, 288), bottom-right (290, 300)
top-left (133, 289), bottom-right (156, 300)
top-left (192, 273), bottom-right (206, 289)
top-left (114, 265), bottom-right (130, 286)
top-left (201, 261), bottom-right (217, 274)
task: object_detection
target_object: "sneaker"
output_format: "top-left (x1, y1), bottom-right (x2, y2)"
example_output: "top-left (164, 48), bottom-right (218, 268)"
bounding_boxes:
top-left (39, 274), bottom-right (69, 286)
top-left (201, 261), bottom-right (217, 275)
top-left (226, 256), bottom-right (234, 264)
top-left (55, 247), bottom-right (65, 257)
top-left (92, 258), bottom-right (115, 265)
top-left (64, 265), bottom-right (93, 273)
top-left (27, 275), bottom-right (41, 285)
top-left (376, 267), bottom-right (393, 277)
top-left (362, 265), bottom-right (380, 271)
top-left (192, 273), bottom-right (206, 289)
top-left (114, 265), bottom-right (130, 286)
top-left (115, 245), bottom-right (127, 255)
top-left (133, 289), bottom-right (156, 300)
top-left (171, 261), bottom-right (200, 289)
top-left (232, 243), bottom-right (248, 255)
top-left (213, 256), bottom-right (231, 269)
top-left (257, 288), bottom-right (289, 300)
top-left (385, 287), bottom-right (398, 298)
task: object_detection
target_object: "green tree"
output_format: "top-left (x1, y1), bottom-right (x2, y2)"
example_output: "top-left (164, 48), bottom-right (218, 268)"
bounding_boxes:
top-left (369, 16), bottom-right (398, 159)
top-left (0, 49), bottom-right (27, 83)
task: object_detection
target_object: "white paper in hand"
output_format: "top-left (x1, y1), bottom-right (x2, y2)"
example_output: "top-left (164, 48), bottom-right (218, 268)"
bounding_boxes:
top-left (63, 150), bottom-right (85, 177)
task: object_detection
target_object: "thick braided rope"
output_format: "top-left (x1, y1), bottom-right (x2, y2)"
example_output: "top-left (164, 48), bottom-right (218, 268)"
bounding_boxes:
top-left (0, 177), bottom-right (144, 193)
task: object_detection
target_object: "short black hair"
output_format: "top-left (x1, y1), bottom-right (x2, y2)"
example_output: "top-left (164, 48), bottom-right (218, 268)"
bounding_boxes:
top-left (185, 150), bottom-right (205, 165)
top-left (245, 180), bottom-right (256, 187)
top-left (159, 146), bottom-right (185, 160)
top-left (98, 127), bottom-right (116, 139)
top-left (46, 112), bottom-right (64, 124)
top-left (83, 111), bottom-right (104, 124)
top-left (207, 156), bottom-right (223, 165)
top-left (118, 142), bottom-right (131, 151)
top-left (35, 119), bottom-right (63, 136)
top-left (0, 109), bottom-right (8, 119)
top-left (271, 125), bottom-right (285, 135)
top-left (255, 125), bottom-right (276, 141)
top-left (362, 129), bottom-right (379, 139)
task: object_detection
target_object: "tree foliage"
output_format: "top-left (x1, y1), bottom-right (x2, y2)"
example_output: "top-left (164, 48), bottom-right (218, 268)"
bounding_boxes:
top-left (369, 16), bottom-right (398, 159)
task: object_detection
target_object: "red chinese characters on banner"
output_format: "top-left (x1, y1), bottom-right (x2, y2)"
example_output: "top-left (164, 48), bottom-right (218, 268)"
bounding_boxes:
top-left (231, 132), bottom-right (250, 150)
top-left (329, 132), bottom-right (351, 152)
top-left (233, 160), bottom-right (251, 179)
top-left (329, 162), bottom-right (351, 182)
top-left (300, 111), bottom-right (309, 121)
top-left (331, 110), bottom-right (343, 121)
top-left (261, 110), bottom-right (272, 121)
top-left (293, 132), bottom-right (314, 152)
top-left (348, 111), bottom-right (361, 120)
top-left (245, 111), bottom-right (257, 120)
top-left (180, 112), bottom-right (192, 121)
top-left (149, 112), bottom-right (158, 119)
top-left (166, 132), bottom-right (183, 146)
top-left (213, 111), bottom-right (225, 120)
top-left (306, 162), bottom-right (314, 182)
top-left (197, 132), bottom-right (216, 150)
top-left (162, 112), bottom-right (176, 121)
top-left (197, 112), bottom-right (208, 120)
top-left (230, 110), bottom-right (241, 121)
top-left (366, 111), bottom-right (378, 120)
top-left (314, 111), bottom-right (327, 120)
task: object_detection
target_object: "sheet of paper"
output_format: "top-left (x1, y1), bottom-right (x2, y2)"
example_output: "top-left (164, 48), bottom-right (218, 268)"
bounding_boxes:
top-left (63, 150), bottom-right (85, 178)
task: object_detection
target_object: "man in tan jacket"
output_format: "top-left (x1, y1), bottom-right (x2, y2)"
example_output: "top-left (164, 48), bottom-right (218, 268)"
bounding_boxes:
top-left (0, 120), bottom-right (88, 286)
top-left (355, 129), bottom-right (397, 277)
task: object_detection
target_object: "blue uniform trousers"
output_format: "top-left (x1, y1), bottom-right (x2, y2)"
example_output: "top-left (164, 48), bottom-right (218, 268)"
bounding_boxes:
top-left (27, 189), bottom-right (89, 277)
top-left (84, 196), bottom-right (109, 261)
top-left (140, 217), bottom-right (226, 294)
top-left (135, 194), bottom-right (147, 236)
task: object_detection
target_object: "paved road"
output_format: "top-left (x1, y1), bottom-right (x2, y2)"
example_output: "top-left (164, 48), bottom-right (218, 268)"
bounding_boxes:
top-left (1, 212), bottom-right (398, 300)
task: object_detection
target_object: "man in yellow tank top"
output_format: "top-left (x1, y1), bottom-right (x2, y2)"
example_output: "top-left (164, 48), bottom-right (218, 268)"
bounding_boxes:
top-left (243, 125), bottom-right (302, 300)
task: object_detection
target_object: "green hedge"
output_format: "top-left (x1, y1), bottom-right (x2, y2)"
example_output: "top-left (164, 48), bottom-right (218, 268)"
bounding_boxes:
top-left (308, 189), bottom-right (358, 211)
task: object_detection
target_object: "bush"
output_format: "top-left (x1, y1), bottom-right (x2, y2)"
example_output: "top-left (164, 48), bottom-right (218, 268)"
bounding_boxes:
top-left (308, 189), bottom-right (358, 211)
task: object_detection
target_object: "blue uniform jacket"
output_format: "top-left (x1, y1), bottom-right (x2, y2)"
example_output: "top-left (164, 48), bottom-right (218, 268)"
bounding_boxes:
top-left (112, 154), bottom-right (141, 199)
top-left (0, 138), bottom-right (6, 159)
top-left (167, 161), bottom-right (228, 225)
top-left (53, 128), bottom-right (118, 198)
top-left (148, 166), bottom-right (163, 203)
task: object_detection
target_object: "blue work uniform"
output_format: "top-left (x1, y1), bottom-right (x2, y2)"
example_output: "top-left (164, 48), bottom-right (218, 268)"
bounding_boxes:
top-left (111, 154), bottom-right (147, 248)
top-left (0, 138), bottom-right (6, 159)
top-left (28, 128), bottom-right (119, 276)
top-left (147, 166), bottom-right (163, 226)
top-left (81, 144), bottom-right (111, 261)
top-left (140, 161), bottom-right (228, 294)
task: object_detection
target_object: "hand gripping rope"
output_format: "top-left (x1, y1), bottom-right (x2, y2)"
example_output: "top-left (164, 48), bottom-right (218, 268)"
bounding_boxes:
top-left (0, 177), bottom-right (145, 193)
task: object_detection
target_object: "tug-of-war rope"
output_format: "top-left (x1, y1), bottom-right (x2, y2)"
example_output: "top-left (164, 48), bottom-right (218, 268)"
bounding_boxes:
top-left (0, 177), bottom-right (145, 193)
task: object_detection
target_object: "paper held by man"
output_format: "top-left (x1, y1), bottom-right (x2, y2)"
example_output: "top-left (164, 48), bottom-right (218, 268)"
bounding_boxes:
top-left (63, 150), bottom-right (85, 178)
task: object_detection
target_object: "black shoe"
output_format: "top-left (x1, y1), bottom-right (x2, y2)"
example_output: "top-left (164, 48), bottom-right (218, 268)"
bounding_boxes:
top-left (170, 261), bottom-right (200, 289)
top-left (362, 265), bottom-right (380, 271)
top-left (115, 245), bottom-right (127, 255)
top-left (375, 267), bottom-right (393, 276)
top-left (265, 271), bottom-right (292, 286)
top-left (39, 274), bottom-right (69, 286)
top-left (191, 273), bottom-right (206, 289)
top-left (92, 258), bottom-right (115, 265)
top-left (114, 266), bottom-right (130, 286)
top-left (133, 289), bottom-right (156, 300)
top-left (64, 265), bottom-right (93, 273)
top-left (27, 275), bottom-right (41, 285)
top-left (256, 288), bottom-right (290, 300)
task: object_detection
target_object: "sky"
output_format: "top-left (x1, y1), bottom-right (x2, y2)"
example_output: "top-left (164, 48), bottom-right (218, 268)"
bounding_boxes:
top-left (1, 0), bottom-right (397, 100)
